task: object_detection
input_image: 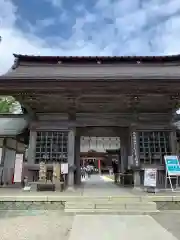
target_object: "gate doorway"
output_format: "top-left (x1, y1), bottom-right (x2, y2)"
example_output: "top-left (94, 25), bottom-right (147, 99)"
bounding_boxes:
top-left (80, 136), bottom-right (120, 177)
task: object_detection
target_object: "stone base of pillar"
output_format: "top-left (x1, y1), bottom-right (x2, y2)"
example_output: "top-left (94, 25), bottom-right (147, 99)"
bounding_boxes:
top-left (75, 179), bottom-right (81, 186)
top-left (133, 171), bottom-right (141, 188)
top-left (66, 186), bottom-right (76, 192)
top-left (67, 172), bottom-right (74, 188)
top-left (133, 186), bottom-right (142, 191)
top-left (74, 168), bottom-right (81, 186)
top-left (53, 181), bottom-right (60, 191)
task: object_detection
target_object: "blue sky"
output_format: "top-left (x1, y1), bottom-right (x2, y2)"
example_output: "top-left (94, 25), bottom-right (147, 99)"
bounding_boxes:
top-left (0, 0), bottom-right (180, 74)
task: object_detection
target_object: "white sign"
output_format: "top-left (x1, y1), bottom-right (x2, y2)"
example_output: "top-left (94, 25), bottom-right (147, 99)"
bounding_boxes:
top-left (144, 168), bottom-right (157, 187)
top-left (14, 154), bottom-right (23, 183)
top-left (61, 163), bottom-right (68, 174)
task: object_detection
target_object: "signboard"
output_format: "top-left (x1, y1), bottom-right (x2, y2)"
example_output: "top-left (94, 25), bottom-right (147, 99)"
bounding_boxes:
top-left (14, 154), bottom-right (23, 183)
top-left (144, 168), bottom-right (157, 187)
top-left (131, 132), bottom-right (139, 167)
top-left (164, 155), bottom-right (180, 176)
top-left (61, 163), bottom-right (68, 174)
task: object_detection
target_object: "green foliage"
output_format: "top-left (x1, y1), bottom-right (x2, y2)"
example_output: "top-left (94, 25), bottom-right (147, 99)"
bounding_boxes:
top-left (0, 96), bottom-right (17, 113)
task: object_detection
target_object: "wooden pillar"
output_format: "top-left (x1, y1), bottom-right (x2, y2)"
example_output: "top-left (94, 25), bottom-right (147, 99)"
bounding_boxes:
top-left (120, 127), bottom-right (131, 173)
top-left (27, 131), bottom-right (37, 164)
top-left (67, 129), bottom-right (75, 188)
top-left (170, 130), bottom-right (177, 154)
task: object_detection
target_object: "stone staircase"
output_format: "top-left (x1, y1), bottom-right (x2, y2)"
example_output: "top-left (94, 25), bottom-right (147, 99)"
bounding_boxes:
top-left (64, 196), bottom-right (159, 214)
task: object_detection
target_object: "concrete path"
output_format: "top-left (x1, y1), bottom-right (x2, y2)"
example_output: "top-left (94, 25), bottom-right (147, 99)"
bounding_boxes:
top-left (69, 215), bottom-right (178, 240)
top-left (81, 174), bottom-right (133, 196)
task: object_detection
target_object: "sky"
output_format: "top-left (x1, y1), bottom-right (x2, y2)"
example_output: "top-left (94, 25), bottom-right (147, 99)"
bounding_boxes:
top-left (0, 0), bottom-right (180, 74)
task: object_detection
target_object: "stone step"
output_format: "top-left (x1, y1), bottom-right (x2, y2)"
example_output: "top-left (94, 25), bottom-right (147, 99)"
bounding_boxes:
top-left (66, 196), bottom-right (146, 203)
top-left (65, 201), bottom-right (157, 211)
top-left (96, 202), bottom-right (156, 210)
top-left (67, 195), bottom-right (147, 202)
top-left (65, 202), bottom-right (94, 209)
top-left (64, 208), bottom-right (159, 214)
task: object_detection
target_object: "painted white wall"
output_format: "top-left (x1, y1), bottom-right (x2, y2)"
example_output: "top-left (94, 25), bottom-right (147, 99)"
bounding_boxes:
top-left (3, 148), bottom-right (16, 183)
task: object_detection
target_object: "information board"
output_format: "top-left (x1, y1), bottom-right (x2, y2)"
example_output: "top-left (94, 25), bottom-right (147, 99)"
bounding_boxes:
top-left (144, 168), bottom-right (157, 187)
top-left (164, 155), bottom-right (180, 176)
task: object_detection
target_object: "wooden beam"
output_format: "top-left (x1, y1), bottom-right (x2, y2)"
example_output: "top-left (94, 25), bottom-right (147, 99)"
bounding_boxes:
top-left (1, 79), bottom-right (180, 94)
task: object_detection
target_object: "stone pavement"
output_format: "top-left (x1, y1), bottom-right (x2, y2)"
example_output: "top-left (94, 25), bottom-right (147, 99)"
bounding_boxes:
top-left (153, 212), bottom-right (180, 240)
top-left (0, 211), bottom-right (73, 240)
top-left (81, 174), bottom-right (134, 196)
top-left (0, 210), bottom-right (179, 240)
top-left (69, 215), bottom-right (178, 240)
top-left (0, 176), bottom-right (180, 239)
top-left (68, 176), bottom-right (179, 240)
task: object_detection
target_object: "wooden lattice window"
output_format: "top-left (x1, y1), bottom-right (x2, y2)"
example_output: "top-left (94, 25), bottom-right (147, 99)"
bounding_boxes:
top-left (139, 131), bottom-right (171, 165)
top-left (35, 131), bottom-right (68, 164)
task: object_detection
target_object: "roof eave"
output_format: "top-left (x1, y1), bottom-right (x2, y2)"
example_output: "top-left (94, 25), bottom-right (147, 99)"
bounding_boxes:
top-left (0, 76), bottom-right (180, 81)
top-left (12, 53), bottom-right (180, 64)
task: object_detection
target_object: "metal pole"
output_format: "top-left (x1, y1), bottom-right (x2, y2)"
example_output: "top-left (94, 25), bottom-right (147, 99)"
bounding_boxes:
top-left (169, 175), bottom-right (174, 192)
top-left (165, 169), bottom-right (167, 189)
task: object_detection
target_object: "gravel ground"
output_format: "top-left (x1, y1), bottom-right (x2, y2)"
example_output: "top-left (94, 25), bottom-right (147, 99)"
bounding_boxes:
top-left (0, 210), bottom-right (74, 240)
top-left (151, 212), bottom-right (180, 240)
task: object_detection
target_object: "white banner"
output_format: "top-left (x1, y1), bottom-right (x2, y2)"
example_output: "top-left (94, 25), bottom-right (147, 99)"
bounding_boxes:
top-left (14, 154), bottom-right (23, 183)
top-left (0, 148), bottom-right (3, 164)
top-left (61, 163), bottom-right (68, 174)
top-left (144, 168), bottom-right (157, 187)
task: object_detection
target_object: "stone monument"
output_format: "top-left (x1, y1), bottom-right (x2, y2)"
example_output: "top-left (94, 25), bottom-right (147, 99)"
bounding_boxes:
top-left (39, 161), bottom-right (47, 182)
top-left (53, 162), bottom-right (61, 190)
top-left (53, 163), bottom-right (60, 182)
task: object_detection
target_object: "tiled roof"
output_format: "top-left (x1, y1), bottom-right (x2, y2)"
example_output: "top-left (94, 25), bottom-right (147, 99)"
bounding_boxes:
top-left (1, 54), bottom-right (180, 80)
top-left (13, 54), bottom-right (180, 64)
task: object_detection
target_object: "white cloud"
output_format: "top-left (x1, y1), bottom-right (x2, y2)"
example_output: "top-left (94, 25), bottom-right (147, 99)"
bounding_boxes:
top-left (1, 0), bottom-right (180, 75)
top-left (36, 18), bottom-right (56, 29)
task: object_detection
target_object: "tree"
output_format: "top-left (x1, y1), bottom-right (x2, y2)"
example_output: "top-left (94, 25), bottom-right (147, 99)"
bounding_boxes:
top-left (0, 96), bottom-right (21, 113)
